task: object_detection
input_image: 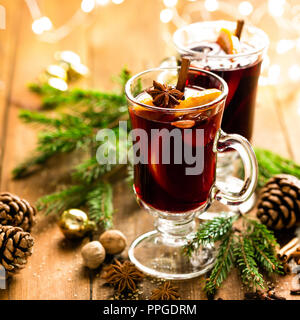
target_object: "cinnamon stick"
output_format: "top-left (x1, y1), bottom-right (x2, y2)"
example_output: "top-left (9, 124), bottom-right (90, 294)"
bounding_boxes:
top-left (291, 252), bottom-right (300, 259)
top-left (278, 237), bottom-right (299, 260)
top-left (176, 57), bottom-right (190, 93)
top-left (235, 19), bottom-right (245, 40)
top-left (290, 289), bottom-right (300, 295)
top-left (285, 244), bottom-right (300, 261)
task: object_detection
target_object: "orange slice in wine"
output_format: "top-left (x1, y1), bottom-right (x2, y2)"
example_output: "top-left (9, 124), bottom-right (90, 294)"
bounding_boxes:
top-left (174, 89), bottom-right (222, 116)
top-left (217, 28), bottom-right (240, 54)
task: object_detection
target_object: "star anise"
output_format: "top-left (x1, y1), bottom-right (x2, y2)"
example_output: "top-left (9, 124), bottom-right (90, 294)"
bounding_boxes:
top-left (146, 80), bottom-right (184, 108)
top-left (149, 281), bottom-right (180, 300)
top-left (102, 259), bottom-right (144, 293)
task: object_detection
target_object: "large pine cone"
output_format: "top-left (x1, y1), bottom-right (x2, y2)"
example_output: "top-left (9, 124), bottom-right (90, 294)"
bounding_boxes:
top-left (0, 225), bottom-right (34, 276)
top-left (257, 174), bottom-right (300, 230)
top-left (0, 192), bottom-right (36, 231)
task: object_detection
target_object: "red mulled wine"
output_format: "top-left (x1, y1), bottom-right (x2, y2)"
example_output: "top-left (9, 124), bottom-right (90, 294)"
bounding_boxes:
top-left (187, 46), bottom-right (262, 140)
top-left (129, 85), bottom-right (224, 213)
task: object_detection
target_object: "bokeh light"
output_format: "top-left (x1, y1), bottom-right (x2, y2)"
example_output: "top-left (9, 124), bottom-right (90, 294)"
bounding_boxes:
top-left (238, 1), bottom-right (253, 16)
top-left (163, 0), bottom-right (177, 7)
top-left (160, 8), bottom-right (173, 23)
top-left (32, 17), bottom-right (53, 35)
top-left (81, 0), bottom-right (95, 13)
top-left (204, 0), bottom-right (219, 12)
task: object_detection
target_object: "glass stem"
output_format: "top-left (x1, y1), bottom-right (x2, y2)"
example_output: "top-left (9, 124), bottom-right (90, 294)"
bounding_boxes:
top-left (155, 216), bottom-right (195, 246)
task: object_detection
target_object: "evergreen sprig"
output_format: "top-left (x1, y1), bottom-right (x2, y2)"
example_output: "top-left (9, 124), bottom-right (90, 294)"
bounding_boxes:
top-left (234, 235), bottom-right (265, 289)
top-left (13, 68), bottom-right (132, 229)
top-left (86, 182), bottom-right (113, 230)
top-left (255, 147), bottom-right (300, 188)
top-left (184, 215), bottom-right (237, 256)
top-left (185, 214), bottom-right (282, 298)
top-left (204, 232), bottom-right (235, 297)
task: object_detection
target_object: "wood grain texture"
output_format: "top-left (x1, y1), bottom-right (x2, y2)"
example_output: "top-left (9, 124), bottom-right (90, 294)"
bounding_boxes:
top-left (0, 0), bottom-right (299, 300)
top-left (0, 0), bottom-right (90, 300)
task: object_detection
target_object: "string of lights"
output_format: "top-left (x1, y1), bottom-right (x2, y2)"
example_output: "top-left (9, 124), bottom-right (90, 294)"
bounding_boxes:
top-left (25, 0), bottom-right (300, 85)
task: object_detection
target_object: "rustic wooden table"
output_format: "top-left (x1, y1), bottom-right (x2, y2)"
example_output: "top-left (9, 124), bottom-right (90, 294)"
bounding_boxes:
top-left (0, 0), bottom-right (299, 300)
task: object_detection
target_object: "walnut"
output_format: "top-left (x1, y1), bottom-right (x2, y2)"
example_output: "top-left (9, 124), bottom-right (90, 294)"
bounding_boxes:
top-left (81, 241), bottom-right (106, 269)
top-left (99, 230), bottom-right (127, 255)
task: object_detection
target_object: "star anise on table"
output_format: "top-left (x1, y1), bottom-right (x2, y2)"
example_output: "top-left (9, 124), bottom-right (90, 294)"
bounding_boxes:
top-left (101, 259), bottom-right (144, 293)
top-left (146, 80), bottom-right (184, 108)
top-left (150, 281), bottom-right (180, 300)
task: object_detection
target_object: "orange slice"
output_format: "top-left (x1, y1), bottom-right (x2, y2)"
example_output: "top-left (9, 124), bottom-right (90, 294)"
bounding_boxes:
top-left (175, 89), bottom-right (222, 110)
top-left (131, 98), bottom-right (162, 121)
top-left (217, 28), bottom-right (240, 54)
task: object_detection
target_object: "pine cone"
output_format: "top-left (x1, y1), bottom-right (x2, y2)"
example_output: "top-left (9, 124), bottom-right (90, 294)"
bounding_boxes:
top-left (0, 192), bottom-right (36, 231)
top-left (0, 225), bottom-right (34, 276)
top-left (257, 174), bottom-right (300, 230)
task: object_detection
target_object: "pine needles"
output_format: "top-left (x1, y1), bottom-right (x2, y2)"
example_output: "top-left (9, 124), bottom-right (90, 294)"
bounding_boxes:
top-left (184, 214), bottom-right (283, 298)
top-left (13, 68), bottom-right (132, 230)
top-left (255, 147), bottom-right (300, 188)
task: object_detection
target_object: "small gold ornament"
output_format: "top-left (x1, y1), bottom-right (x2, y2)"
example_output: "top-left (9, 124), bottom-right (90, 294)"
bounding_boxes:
top-left (58, 208), bottom-right (95, 239)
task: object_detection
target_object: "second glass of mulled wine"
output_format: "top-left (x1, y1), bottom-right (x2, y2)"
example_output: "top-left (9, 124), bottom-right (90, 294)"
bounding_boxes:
top-left (125, 67), bottom-right (258, 279)
top-left (173, 20), bottom-right (269, 212)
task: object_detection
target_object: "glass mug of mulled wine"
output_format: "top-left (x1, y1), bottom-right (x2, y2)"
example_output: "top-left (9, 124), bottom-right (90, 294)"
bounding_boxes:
top-left (125, 67), bottom-right (258, 279)
top-left (172, 20), bottom-right (269, 213)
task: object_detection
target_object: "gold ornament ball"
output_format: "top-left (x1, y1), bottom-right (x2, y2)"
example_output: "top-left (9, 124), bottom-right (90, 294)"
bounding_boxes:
top-left (99, 230), bottom-right (127, 255)
top-left (58, 208), bottom-right (95, 240)
top-left (81, 241), bottom-right (106, 269)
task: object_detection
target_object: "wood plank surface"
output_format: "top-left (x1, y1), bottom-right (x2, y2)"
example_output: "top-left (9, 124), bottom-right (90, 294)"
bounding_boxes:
top-left (0, 0), bottom-right (90, 300)
top-left (0, 0), bottom-right (299, 300)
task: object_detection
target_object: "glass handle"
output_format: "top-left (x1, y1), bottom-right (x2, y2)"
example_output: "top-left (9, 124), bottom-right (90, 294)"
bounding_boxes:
top-left (211, 129), bottom-right (258, 206)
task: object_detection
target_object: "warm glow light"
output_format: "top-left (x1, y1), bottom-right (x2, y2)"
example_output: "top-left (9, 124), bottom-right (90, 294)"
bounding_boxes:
top-left (48, 78), bottom-right (68, 91)
top-left (258, 76), bottom-right (268, 86)
top-left (81, 0), bottom-right (95, 13)
top-left (59, 51), bottom-right (81, 65)
top-left (112, 0), bottom-right (124, 4)
top-left (261, 55), bottom-right (270, 72)
top-left (160, 9), bottom-right (173, 23)
top-left (163, 0), bottom-right (177, 7)
top-left (238, 1), bottom-right (253, 16)
top-left (268, 64), bottom-right (281, 84)
top-left (204, 0), bottom-right (219, 12)
top-left (96, 0), bottom-right (109, 5)
top-left (32, 17), bottom-right (53, 35)
top-left (72, 63), bottom-right (89, 76)
top-left (276, 39), bottom-right (294, 54)
top-left (297, 100), bottom-right (300, 116)
top-left (268, 0), bottom-right (285, 17)
top-left (47, 65), bottom-right (67, 79)
top-left (288, 64), bottom-right (300, 82)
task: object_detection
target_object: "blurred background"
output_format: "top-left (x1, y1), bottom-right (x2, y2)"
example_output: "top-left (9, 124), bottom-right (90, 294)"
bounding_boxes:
top-left (0, 0), bottom-right (299, 160)
top-left (1, 0), bottom-right (300, 90)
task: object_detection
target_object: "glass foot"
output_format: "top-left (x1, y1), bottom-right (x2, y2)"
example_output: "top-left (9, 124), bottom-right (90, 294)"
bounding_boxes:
top-left (128, 230), bottom-right (216, 280)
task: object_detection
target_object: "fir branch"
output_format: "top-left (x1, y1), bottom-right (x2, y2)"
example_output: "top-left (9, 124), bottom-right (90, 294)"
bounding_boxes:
top-left (246, 219), bottom-right (283, 274)
top-left (204, 232), bottom-right (235, 298)
top-left (245, 218), bottom-right (278, 250)
top-left (13, 114), bottom-right (93, 179)
top-left (184, 215), bottom-right (236, 256)
top-left (255, 147), bottom-right (300, 188)
top-left (234, 235), bottom-right (265, 290)
top-left (72, 157), bottom-right (104, 184)
top-left (19, 109), bottom-right (63, 127)
top-left (28, 83), bottom-right (127, 110)
top-left (36, 184), bottom-right (88, 215)
top-left (12, 151), bottom-right (56, 179)
top-left (249, 237), bottom-right (282, 274)
top-left (112, 67), bottom-right (131, 93)
top-left (86, 182), bottom-right (113, 230)
top-left (37, 126), bottom-right (92, 154)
